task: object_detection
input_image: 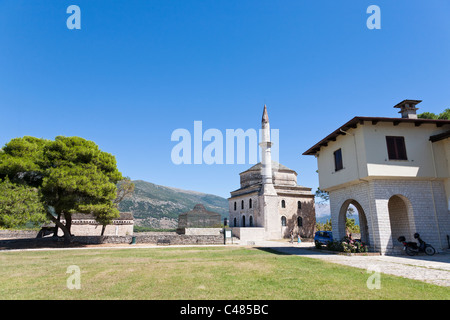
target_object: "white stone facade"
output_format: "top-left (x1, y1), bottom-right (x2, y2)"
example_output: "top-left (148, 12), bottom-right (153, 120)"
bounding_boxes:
top-left (304, 101), bottom-right (450, 254)
top-left (329, 179), bottom-right (450, 254)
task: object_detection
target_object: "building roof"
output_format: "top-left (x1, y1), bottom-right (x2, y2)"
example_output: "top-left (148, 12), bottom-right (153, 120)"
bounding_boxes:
top-left (70, 212), bottom-right (134, 220)
top-left (393, 99), bottom-right (422, 109)
top-left (430, 130), bottom-right (450, 142)
top-left (262, 104), bottom-right (269, 123)
top-left (240, 161), bottom-right (296, 175)
top-left (303, 116), bottom-right (450, 156)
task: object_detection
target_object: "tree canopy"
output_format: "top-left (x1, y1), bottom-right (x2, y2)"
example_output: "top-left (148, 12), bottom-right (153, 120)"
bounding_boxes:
top-left (418, 108), bottom-right (450, 120)
top-left (0, 136), bottom-right (126, 241)
top-left (0, 177), bottom-right (47, 228)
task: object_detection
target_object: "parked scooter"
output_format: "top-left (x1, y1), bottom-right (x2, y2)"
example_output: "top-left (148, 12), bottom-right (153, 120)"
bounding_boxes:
top-left (398, 233), bottom-right (436, 256)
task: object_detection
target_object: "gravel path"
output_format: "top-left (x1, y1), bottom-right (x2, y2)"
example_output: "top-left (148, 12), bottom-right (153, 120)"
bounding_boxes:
top-left (259, 241), bottom-right (450, 287)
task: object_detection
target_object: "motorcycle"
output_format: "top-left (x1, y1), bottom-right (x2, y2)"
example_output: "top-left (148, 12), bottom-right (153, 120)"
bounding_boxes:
top-left (398, 233), bottom-right (436, 256)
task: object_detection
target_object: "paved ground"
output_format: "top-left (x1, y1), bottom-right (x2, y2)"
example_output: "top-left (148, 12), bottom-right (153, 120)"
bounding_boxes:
top-left (253, 240), bottom-right (450, 287)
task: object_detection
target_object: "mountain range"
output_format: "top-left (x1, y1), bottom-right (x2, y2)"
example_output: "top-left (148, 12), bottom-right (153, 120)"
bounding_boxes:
top-left (118, 180), bottom-right (229, 229)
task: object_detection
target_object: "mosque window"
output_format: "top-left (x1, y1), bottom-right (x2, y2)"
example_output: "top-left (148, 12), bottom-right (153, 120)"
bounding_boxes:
top-left (249, 199), bottom-right (252, 208)
top-left (297, 201), bottom-right (302, 209)
top-left (281, 200), bottom-right (286, 208)
top-left (234, 202), bottom-right (237, 211)
top-left (297, 216), bottom-right (303, 227)
top-left (281, 216), bottom-right (287, 226)
top-left (241, 200), bottom-right (244, 209)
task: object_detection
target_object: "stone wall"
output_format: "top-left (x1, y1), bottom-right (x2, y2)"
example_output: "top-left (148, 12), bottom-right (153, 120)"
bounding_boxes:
top-left (0, 230), bottom-right (224, 246)
top-left (231, 227), bottom-right (266, 242)
top-left (0, 230), bottom-right (38, 239)
top-left (60, 223), bottom-right (133, 237)
top-left (181, 228), bottom-right (222, 236)
top-left (329, 179), bottom-right (450, 254)
top-left (73, 232), bottom-right (224, 245)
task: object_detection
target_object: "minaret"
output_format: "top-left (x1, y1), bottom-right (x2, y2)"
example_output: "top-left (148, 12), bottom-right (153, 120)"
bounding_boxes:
top-left (258, 105), bottom-right (281, 239)
top-left (259, 105), bottom-right (277, 195)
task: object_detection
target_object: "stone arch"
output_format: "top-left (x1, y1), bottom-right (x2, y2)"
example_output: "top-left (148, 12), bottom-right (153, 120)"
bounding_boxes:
top-left (388, 194), bottom-right (415, 247)
top-left (338, 199), bottom-right (370, 245)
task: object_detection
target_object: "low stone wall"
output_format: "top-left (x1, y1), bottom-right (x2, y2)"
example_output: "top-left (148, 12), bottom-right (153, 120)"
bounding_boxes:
top-left (73, 232), bottom-right (224, 245)
top-left (0, 230), bottom-right (38, 239)
top-left (231, 227), bottom-right (266, 242)
top-left (182, 228), bottom-right (223, 236)
top-left (0, 230), bottom-right (224, 247)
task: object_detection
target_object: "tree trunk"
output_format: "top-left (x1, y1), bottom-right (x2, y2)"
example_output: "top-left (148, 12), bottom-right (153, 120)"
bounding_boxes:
top-left (53, 212), bottom-right (61, 237)
top-left (64, 212), bottom-right (72, 236)
top-left (47, 210), bottom-right (72, 244)
top-left (101, 224), bottom-right (106, 236)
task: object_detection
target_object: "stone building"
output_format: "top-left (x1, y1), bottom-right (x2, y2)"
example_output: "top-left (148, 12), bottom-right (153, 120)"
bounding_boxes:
top-left (228, 105), bottom-right (316, 241)
top-left (177, 204), bottom-right (222, 234)
top-left (303, 99), bottom-right (450, 254)
top-left (55, 212), bottom-right (134, 236)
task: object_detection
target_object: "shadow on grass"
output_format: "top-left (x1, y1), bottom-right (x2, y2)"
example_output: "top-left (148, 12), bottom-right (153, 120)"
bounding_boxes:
top-left (254, 247), bottom-right (293, 255)
top-left (0, 237), bottom-right (90, 251)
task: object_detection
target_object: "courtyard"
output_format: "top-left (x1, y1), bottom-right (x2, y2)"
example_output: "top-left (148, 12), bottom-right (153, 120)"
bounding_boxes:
top-left (0, 242), bottom-right (448, 300)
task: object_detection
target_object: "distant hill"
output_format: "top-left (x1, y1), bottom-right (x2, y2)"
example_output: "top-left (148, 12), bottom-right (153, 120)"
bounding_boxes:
top-left (118, 180), bottom-right (229, 229)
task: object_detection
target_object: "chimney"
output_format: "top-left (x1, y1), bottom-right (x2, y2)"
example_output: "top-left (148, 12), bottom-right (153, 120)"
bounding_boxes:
top-left (393, 99), bottom-right (422, 119)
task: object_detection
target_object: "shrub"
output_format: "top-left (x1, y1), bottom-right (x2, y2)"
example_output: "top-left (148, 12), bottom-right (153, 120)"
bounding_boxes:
top-left (323, 237), bottom-right (369, 253)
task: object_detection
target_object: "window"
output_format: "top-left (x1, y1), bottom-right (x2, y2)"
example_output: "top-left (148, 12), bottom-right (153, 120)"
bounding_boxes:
top-left (281, 216), bottom-right (287, 226)
top-left (281, 200), bottom-right (286, 208)
top-left (241, 200), bottom-right (244, 209)
top-left (334, 148), bottom-right (343, 171)
top-left (242, 216), bottom-right (246, 227)
top-left (249, 216), bottom-right (253, 227)
top-left (386, 136), bottom-right (407, 160)
top-left (249, 198), bottom-right (252, 209)
top-left (234, 217), bottom-right (237, 227)
top-left (297, 201), bottom-right (302, 210)
top-left (297, 216), bottom-right (303, 227)
top-left (234, 202), bottom-right (236, 211)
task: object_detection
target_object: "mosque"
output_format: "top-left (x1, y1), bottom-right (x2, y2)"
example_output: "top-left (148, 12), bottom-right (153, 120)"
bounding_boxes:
top-left (228, 105), bottom-right (316, 241)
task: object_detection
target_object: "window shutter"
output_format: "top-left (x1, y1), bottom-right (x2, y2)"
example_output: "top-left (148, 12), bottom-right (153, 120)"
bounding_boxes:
top-left (396, 137), bottom-right (407, 160)
top-left (334, 149), bottom-right (343, 171)
top-left (386, 136), bottom-right (407, 160)
top-left (386, 137), bottom-right (397, 159)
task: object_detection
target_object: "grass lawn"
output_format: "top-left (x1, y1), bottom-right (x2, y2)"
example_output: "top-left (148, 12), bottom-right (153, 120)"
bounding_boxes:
top-left (0, 246), bottom-right (448, 300)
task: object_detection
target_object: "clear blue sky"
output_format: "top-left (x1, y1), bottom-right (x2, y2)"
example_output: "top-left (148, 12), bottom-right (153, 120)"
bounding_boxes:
top-left (1, 0), bottom-right (449, 198)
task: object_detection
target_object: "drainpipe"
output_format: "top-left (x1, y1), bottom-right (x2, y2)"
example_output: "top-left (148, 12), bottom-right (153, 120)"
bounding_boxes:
top-left (429, 141), bottom-right (443, 250)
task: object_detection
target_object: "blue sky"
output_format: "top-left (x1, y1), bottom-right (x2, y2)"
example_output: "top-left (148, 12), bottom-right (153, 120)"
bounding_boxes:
top-left (1, 0), bottom-right (449, 199)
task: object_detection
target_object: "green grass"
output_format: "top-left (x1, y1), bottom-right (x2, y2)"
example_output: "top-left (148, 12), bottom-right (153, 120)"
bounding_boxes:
top-left (0, 246), bottom-right (448, 299)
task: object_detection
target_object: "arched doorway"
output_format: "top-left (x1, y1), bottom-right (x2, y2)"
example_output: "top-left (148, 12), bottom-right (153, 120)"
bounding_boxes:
top-left (388, 195), bottom-right (415, 247)
top-left (242, 215), bottom-right (246, 227)
top-left (338, 200), bottom-right (370, 245)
